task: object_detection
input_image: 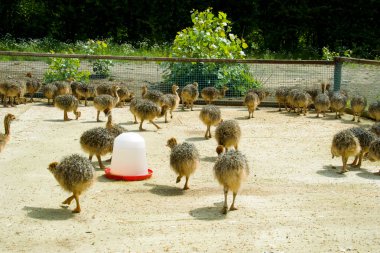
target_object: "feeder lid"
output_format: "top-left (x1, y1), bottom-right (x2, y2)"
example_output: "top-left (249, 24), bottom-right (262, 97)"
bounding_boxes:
top-left (114, 132), bottom-right (146, 149)
top-left (104, 168), bottom-right (153, 181)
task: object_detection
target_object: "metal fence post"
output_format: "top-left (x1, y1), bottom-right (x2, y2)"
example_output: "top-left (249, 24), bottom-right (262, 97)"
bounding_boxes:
top-left (333, 57), bottom-right (343, 92)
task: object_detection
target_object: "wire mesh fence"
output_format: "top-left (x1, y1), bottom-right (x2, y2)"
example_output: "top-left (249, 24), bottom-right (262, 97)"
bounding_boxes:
top-left (0, 51), bottom-right (378, 105)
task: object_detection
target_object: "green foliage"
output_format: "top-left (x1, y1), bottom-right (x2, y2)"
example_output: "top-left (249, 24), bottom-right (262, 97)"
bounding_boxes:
top-left (163, 8), bottom-right (259, 95)
top-left (44, 50), bottom-right (90, 83)
top-left (81, 40), bottom-right (114, 77)
top-left (322, 47), bottom-right (352, 61)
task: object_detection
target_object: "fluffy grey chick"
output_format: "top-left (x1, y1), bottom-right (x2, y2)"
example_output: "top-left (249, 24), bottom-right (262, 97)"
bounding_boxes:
top-left (350, 95), bottom-right (367, 122)
top-left (41, 83), bottom-right (58, 105)
top-left (134, 99), bottom-right (163, 131)
top-left (331, 129), bottom-right (361, 173)
top-left (314, 83), bottom-right (330, 117)
top-left (215, 120), bottom-right (241, 151)
top-left (348, 127), bottom-right (377, 168)
top-left (75, 82), bottom-right (96, 106)
top-left (181, 82), bottom-right (199, 111)
top-left (275, 87), bottom-right (290, 111)
top-left (167, 137), bottom-right (200, 190)
top-left (330, 92), bottom-right (348, 119)
top-left (293, 91), bottom-right (312, 115)
top-left (371, 123), bottom-right (380, 137)
top-left (54, 94), bottom-right (81, 121)
top-left (199, 105), bottom-right (222, 139)
top-left (80, 126), bottom-right (114, 170)
top-left (214, 145), bottom-right (249, 214)
top-left (244, 92), bottom-right (260, 119)
top-left (368, 101), bottom-right (380, 122)
top-left (368, 139), bottom-right (380, 175)
top-left (48, 154), bottom-right (95, 213)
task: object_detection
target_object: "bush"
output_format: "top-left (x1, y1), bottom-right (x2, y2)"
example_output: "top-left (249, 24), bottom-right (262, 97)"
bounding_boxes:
top-left (43, 50), bottom-right (90, 83)
top-left (162, 8), bottom-right (260, 95)
top-left (82, 40), bottom-right (114, 77)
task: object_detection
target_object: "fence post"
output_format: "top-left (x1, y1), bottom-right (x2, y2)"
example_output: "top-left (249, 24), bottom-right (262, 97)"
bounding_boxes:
top-left (333, 57), bottom-right (343, 92)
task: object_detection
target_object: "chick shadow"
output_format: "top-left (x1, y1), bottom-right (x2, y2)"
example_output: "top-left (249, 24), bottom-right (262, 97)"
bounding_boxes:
top-left (201, 156), bottom-right (217, 163)
top-left (81, 120), bottom-right (103, 124)
top-left (186, 137), bottom-right (207, 142)
top-left (43, 119), bottom-right (66, 122)
top-left (23, 206), bottom-right (74, 220)
top-left (144, 183), bottom-right (184, 197)
top-left (189, 202), bottom-right (226, 221)
top-left (235, 116), bottom-right (251, 120)
top-left (356, 170), bottom-right (380, 180)
top-left (316, 165), bottom-right (347, 178)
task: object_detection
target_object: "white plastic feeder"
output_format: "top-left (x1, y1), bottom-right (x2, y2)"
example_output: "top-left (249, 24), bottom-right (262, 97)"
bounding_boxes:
top-left (105, 132), bottom-right (152, 181)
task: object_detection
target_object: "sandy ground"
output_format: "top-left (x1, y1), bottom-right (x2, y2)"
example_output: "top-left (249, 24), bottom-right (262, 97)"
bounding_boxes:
top-left (0, 101), bottom-right (380, 253)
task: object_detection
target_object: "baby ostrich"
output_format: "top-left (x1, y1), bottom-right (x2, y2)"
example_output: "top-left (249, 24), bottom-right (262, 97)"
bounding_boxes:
top-left (129, 97), bottom-right (142, 124)
top-left (105, 113), bottom-right (127, 138)
top-left (331, 129), bottom-right (361, 174)
top-left (368, 139), bottom-right (380, 175)
top-left (371, 123), bottom-right (380, 137)
top-left (293, 91), bottom-right (312, 116)
top-left (244, 92), bottom-right (260, 119)
top-left (201, 86), bottom-right (228, 104)
top-left (80, 125), bottom-right (114, 170)
top-left (161, 84), bottom-right (180, 121)
top-left (54, 94), bottom-right (81, 121)
top-left (93, 85), bottom-right (120, 121)
top-left (41, 83), bottom-right (58, 105)
top-left (53, 81), bottom-right (71, 96)
top-left (330, 92), bottom-right (348, 119)
top-left (25, 73), bottom-right (41, 103)
top-left (314, 83), bottom-right (330, 118)
top-left (1, 81), bottom-right (24, 107)
top-left (368, 101), bottom-right (380, 122)
top-left (134, 99), bottom-right (164, 131)
top-left (96, 84), bottom-right (113, 96)
top-left (166, 137), bottom-right (200, 190)
top-left (275, 87), bottom-right (290, 111)
top-left (199, 105), bottom-right (222, 139)
top-left (116, 86), bottom-right (132, 107)
top-left (181, 82), bottom-right (199, 111)
top-left (286, 88), bottom-right (301, 113)
top-left (75, 82), bottom-right (96, 106)
top-left (141, 85), bottom-right (164, 105)
top-left (215, 120), bottom-right (241, 151)
top-left (348, 127), bottom-right (377, 169)
top-left (0, 114), bottom-right (16, 152)
top-left (350, 95), bottom-right (367, 122)
top-left (214, 145), bottom-right (249, 214)
top-left (48, 154), bottom-right (95, 213)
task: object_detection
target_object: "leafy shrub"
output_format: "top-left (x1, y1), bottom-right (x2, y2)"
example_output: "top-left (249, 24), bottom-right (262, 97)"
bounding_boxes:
top-left (322, 47), bottom-right (352, 60)
top-left (44, 50), bottom-right (90, 83)
top-left (82, 40), bottom-right (114, 77)
top-left (162, 8), bottom-right (260, 95)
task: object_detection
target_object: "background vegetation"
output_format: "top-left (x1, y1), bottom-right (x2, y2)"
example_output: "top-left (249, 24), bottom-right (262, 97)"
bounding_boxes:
top-left (0, 0), bottom-right (379, 59)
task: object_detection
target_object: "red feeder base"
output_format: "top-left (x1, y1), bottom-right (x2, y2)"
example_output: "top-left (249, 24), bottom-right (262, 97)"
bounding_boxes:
top-left (104, 168), bottom-right (153, 181)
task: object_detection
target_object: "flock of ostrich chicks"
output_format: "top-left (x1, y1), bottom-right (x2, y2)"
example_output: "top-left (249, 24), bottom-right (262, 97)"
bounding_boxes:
top-left (1, 73), bottom-right (380, 215)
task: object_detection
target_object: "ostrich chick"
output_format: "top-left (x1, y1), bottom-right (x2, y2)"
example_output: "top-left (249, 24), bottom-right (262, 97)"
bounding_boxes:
top-left (348, 127), bottom-right (377, 168)
top-left (93, 85), bottom-right (120, 121)
top-left (166, 137), bottom-right (200, 190)
top-left (331, 129), bottom-right (361, 173)
top-left (75, 82), bottom-right (96, 106)
top-left (314, 83), bottom-right (330, 117)
top-left (215, 120), bottom-right (241, 151)
top-left (161, 84), bottom-right (180, 121)
top-left (244, 92), bottom-right (260, 119)
top-left (54, 94), bottom-right (81, 121)
top-left (368, 101), bottom-right (380, 122)
top-left (368, 139), bottom-right (380, 175)
top-left (25, 73), bottom-right (41, 103)
top-left (214, 145), bottom-right (249, 214)
top-left (275, 87), bottom-right (290, 111)
top-left (330, 92), bottom-right (348, 119)
top-left (134, 99), bottom-right (164, 131)
top-left (41, 83), bottom-right (58, 105)
top-left (181, 82), bottom-right (199, 111)
top-left (80, 126), bottom-right (114, 170)
top-left (350, 95), bottom-right (367, 122)
top-left (0, 114), bottom-right (16, 152)
top-left (48, 154), bottom-right (95, 213)
top-left (201, 86), bottom-right (228, 104)
top-left (199, 105), bottom-right (222, 139)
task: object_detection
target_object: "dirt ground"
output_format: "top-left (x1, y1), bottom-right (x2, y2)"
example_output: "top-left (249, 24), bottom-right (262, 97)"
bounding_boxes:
top-left (0, 101), bottom-right (380, 253)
